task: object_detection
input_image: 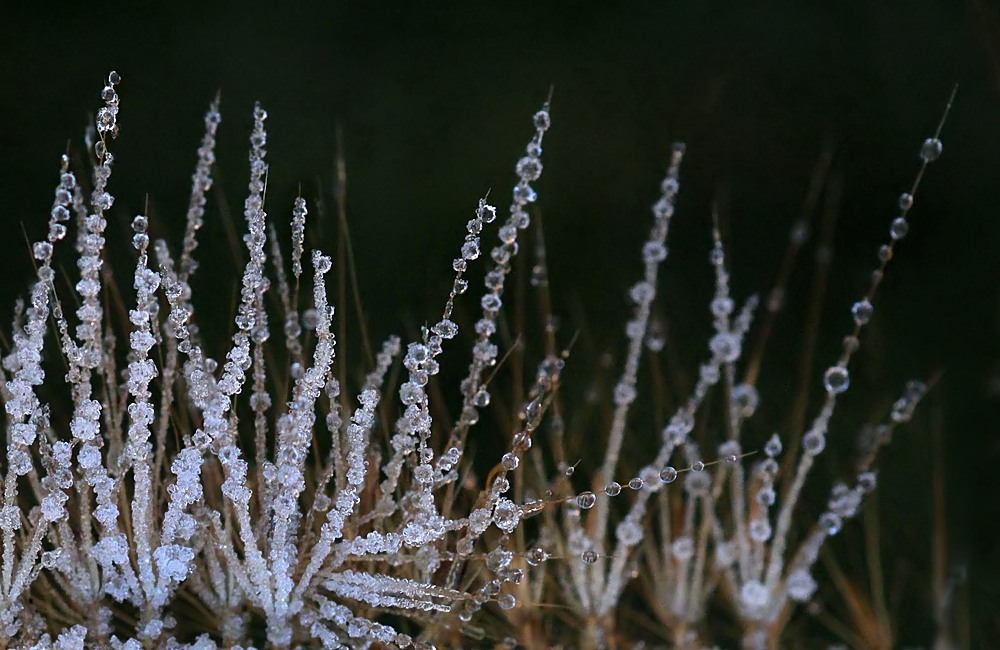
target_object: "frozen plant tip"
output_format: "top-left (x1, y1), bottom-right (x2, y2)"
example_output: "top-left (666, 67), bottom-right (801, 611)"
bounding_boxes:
top-left (0, 73), bottom-right (953, 649)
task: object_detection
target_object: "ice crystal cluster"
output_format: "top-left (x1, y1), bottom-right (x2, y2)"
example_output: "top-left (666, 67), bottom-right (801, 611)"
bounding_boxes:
top-left (0, 73), bottom-right (950, 649)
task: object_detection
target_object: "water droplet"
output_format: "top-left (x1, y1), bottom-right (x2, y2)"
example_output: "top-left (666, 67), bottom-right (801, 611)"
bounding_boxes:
top-left (575, 491), bottom-right (596, 510)
top-left (581, 550), bottom-right (598, 564)
top-left (498, 593), bottom-right (516, 610)
top-left (604, 481), bottom-right (621, 496)
top-left (919, 137), bottom-right (942, 162)
top-left (898, 192), bottom-right (914, 211)
top-left (889, 217), bottom-right (909, 240)
top-left (628, 477), bottom-right (644, 490)
top-left (691, 461), bottom-right (705, 472)
top-left (659, 466), bottom-right (678, 483)
top-left (472, 388), bottom-right (490, 407)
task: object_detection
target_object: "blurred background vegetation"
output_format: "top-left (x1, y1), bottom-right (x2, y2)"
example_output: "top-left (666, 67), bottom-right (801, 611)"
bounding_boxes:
top-left (0, 1), bottom-right (997, 646)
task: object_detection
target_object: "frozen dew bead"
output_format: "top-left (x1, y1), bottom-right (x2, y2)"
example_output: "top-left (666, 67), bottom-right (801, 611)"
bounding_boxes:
top-left (301, 308), bottom-right (319, 330)
top-left (481, 293), bottom-right (502, 312)
top-left (512, 183), bottom-right (537, 205)
top-left (802, 430), bottom-right (826, 455)
top-left (33, 241), bottom-right (53, 262)
top-left (432, 319), bottom-right (458, 339)
top-left (823, 366), bottom-right (850, 394)
top-left (312, 253), bottom-right (333, 274)
top-left (857, 471), bottom-right (877, 492)
top-left (756, 487), bottom-right (776, 506)
top-left (877, 244), bottom-right (893, 263)
top-left (920, 137), bottom-right (943, 162)
top-left (660, 176), bottom-right (680, 195)
top-left (898, 192), bottom-right (914, 210)
top-left (786, 569), bottom-right (818, 602)
top-left (532, 109), bottom-right (551, 130)
top-left (684, 471), bottom-right (711, 496)
top-left (493, 498), bottom-right (521, 533)
top-left (501, 453), bottom-right (519, 470)
top-left (616, 519), bottom-right (643, 545)
top-left (671, 536), bottom-right (694, 561)
top-left (691, 461), bottom-right (705, 472)
top-left (515, 155), bottom-right (543, 181)
top-left (604, 481), bottom-right (622, 496)
top-left (613, 382), bottom-right (637, 406)
top-left (581, 550), bottom-right (598, 564)
top-left (576, 491), bottom-right (597, 510)
top-left (710, 296), bottom-right (734, 318)
top-left (748, 517), bottom-right (772, 542)
top-left (460, 240), bottom-right (480, 260)
top-left (764, 433), bottom-right (782, 458)
top-left (741, 580), bottom-right (770, 610)
top-left (851, 298), bottom-right (874, 326)
top-left (709, 331), bottom-right (741, 363)
top-left (659, 466), bottom-right (678, 483)
top-left (642, 241), bottom-right (668, 263)
top-left (819, 511), bottom-right (842, 535)
top-left (726, 454), bottom-right (738, 464)
top-left (732, 383), bottom-right (759, 417)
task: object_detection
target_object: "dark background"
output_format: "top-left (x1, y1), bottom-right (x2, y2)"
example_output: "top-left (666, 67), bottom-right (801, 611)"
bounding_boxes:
top-left (1, 0), bottom-right (998, 645)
